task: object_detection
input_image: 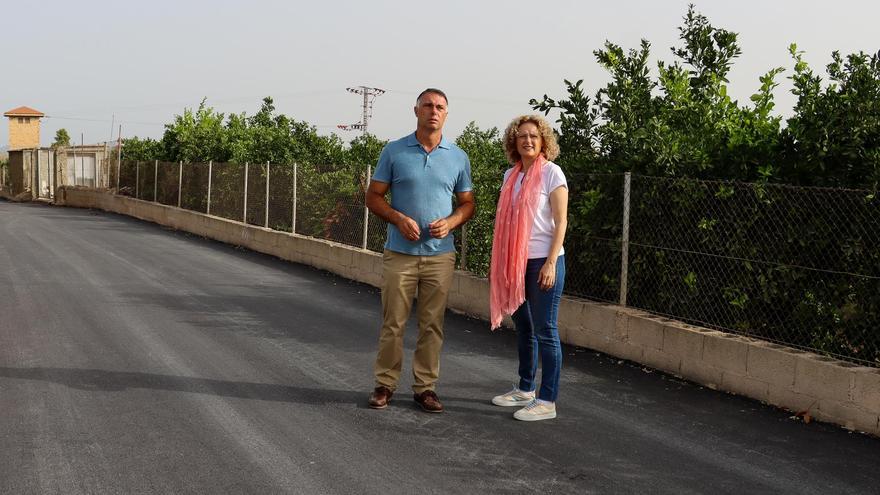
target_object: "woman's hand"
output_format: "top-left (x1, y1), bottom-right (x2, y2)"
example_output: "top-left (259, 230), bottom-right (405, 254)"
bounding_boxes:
top-left (538, 259), bottom-right (557, 291)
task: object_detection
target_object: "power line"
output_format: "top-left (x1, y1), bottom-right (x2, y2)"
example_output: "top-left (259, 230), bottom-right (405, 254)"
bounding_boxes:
top-left (48, 89), bottom-right (341, 115)
top-left (44, 115), bottom-right (165, 126)
top-left (383, 88), bottom-right (527, 106)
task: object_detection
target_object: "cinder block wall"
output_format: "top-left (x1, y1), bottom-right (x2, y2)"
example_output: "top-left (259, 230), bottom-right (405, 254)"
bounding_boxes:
top-left (57, 188), bottom-right (880, 436)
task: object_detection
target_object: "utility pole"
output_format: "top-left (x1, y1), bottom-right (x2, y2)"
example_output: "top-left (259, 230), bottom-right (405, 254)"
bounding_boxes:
top-left (338, 86), bottom-right (385, 251)
top-left (337, 86), bottom-right (385, 135)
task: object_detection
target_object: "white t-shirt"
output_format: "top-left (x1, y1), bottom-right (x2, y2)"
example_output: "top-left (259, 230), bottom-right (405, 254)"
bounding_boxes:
top-left (502, 161), bottom-right (568, 259)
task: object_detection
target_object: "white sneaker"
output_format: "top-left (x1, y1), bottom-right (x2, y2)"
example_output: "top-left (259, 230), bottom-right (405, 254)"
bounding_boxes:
top-left (491, 387), bottom-right (535, 407)
top-left (513, 400), bottom-right (556, 421)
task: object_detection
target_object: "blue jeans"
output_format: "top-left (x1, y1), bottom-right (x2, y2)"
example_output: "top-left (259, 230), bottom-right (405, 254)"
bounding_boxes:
top-left (512, 255), bottom-right (565, 402)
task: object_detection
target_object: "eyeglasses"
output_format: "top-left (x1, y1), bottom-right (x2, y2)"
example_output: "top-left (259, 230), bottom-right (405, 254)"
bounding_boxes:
top-left (516, 133), bottom-right (540, 141)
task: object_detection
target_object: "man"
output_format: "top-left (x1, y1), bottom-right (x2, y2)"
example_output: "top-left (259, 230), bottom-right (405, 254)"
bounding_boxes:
top-left (366, 88), bottom-right (475, 413)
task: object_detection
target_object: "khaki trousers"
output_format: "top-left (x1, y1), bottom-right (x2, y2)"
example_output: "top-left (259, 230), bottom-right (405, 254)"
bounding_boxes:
top-left (374, 250), bottom-right (456, 394)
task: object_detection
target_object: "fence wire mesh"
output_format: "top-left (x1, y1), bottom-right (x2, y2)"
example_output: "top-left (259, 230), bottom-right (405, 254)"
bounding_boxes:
top-left (156, 162), bottom-right (179, 206)
top-left (210, 162), bottom-right (245, 222)
top-left (368, 217), bottom-right (389, 252)
top-left (181, 163), bottom-right (210, 213)
top-left (107, 150), bottom-right (120, 192)
top-left (137, 161), bottom-right (156, 202)
top-left (118, 160), bottom-right (137, 196)
top-left (245, 163), bottom-right (267, 227)
top-left (294, 162), bottom-right (369, 249)
top-left (623, 176), bottom-right (880, 366)
top-left (104, 160), bottom-right (880, 366)
top-left (562, 173), bottom-right (626, 304)
top-left (267, 163), bottom-right (294, 233)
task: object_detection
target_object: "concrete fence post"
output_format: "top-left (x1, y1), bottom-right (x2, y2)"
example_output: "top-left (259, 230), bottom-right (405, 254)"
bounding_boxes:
top-left (265, 162), bottom-right (270, 228)
top-left (153, 160), bottom-right (158, 203)
top-left (207, 161), bottom-right (213, 216)
top-left (116, 138), bottom-right (121, 193)
top-left (178, 161), bottom-right (183, 208)
top-left (362, 164), bottom-right (370, 250)
top-left (460, 224), bottom-right (468, 271)
top-left (243, 162), bottom-right (249, 224)
top-left (100, 143), bottom-right (107, 189)
top-left (292, 162), bottom-right (297, 234)
top-left (135, 161), bottom-right (139, 199)
top-left (34, 149), bottom-right (40, 197)
top-left (619, 172), bottom-right (632, 307)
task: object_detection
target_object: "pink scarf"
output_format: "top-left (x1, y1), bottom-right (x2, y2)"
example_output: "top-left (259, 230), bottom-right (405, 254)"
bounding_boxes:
top-left (489, 154), bottom-right (546, 330)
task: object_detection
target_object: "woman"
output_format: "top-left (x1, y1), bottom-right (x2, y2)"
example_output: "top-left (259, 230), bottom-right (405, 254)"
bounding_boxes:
top-left (489, 114), bottom-right (568, 422)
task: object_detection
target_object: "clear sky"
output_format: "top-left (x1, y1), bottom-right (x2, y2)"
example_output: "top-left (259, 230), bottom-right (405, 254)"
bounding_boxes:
top-left (3, 0), bottom-right (878, 149)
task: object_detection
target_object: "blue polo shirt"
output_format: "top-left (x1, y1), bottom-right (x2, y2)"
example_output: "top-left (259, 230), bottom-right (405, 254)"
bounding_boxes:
top-left (372, 132), bottom-right (472, 255)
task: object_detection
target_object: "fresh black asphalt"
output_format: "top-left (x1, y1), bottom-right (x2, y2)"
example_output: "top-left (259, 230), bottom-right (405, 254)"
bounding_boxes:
top-left (1, 200), bottom-right (878, 494)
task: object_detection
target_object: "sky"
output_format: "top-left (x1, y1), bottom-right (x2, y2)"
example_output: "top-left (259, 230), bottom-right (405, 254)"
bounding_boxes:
top-left (3, 0), bottom-right (879, 149)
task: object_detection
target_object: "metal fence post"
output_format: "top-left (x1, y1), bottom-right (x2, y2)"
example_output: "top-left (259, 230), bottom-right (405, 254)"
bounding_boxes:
top-left (135, 161), bottom-right (139, 199)
top-left (153, 159), bottom-right (158, 202)
top-left (207, 160), bottom-right (213, 215)
top-left (265, 161), bottom-right (270, 228)
top-left (362, 164), bottom-right (370, 250)
top-left (178, 161), bottom-right (183, 208)
top-left (292, 162), bottom-right (297, 233)
top-left (243, 162), bottom-right (249, 223)
top-left (619, 172), bottom-right (632, 307)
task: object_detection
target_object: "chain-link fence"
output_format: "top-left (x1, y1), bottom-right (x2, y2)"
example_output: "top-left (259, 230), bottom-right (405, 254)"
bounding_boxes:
top-left (551, 173), bottom-right (879, 366)
top-left (181, 162), bottom-right (210, 213)
top-left (623, 176), bottom-right (879, 366)
top-left (112, 161), bottom-right (880, 366)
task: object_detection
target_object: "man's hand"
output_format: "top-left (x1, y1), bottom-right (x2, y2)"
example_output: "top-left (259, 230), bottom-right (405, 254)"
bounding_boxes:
top-left (395, 213), bottom-right (421, 241)
top-left (428, 218), bottom-right (451, 239)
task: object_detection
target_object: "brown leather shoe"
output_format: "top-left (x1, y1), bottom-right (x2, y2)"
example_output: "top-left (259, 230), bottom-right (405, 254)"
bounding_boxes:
top-left (369, 386), bottom-right (393, 409)
top-left (413, 390), bottom-right (443, 413)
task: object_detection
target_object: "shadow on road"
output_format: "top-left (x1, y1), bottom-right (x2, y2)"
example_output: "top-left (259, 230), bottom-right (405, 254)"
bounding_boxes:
top-left (0, 366), bottom-right (365, 405)
top-left (0, 366), bottom-right (492, 412)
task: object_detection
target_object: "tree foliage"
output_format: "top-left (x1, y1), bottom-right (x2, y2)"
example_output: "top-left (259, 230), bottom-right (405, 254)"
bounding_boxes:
top-left (454, 122), bottom-right (506, 274)
top-left (121, 96), bottom-right (376, 168)
top-left (781, 45), bottom-right (880, 188)
top-left (532, 4), bottom-right (784, 181)
top-left (120, 136), bottom-right (162, 161)
top-left (52, 128), bottom-right (71, 149)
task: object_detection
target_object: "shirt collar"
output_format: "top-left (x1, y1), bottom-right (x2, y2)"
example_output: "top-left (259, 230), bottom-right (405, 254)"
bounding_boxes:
top-left (407, 132), bottom-right (450, 150)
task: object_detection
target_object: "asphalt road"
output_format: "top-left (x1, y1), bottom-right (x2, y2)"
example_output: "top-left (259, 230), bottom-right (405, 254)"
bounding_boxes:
top-left (1, 200), bottom-right (878, 495)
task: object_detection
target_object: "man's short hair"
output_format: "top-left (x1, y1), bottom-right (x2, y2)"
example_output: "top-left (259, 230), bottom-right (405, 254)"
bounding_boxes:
top-left (416, 88), bottom-right (448, 105)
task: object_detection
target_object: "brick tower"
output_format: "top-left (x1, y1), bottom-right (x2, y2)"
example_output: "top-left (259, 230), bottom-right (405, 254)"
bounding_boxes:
top-left (4, 106), bottom-right (45, 150)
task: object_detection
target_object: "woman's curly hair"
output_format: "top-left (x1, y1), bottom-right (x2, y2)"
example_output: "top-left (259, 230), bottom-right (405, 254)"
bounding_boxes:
top-left (502, 114), bottom-right (560, 163)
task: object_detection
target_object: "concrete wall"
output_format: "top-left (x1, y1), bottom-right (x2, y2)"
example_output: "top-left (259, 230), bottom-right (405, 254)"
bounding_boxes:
top-left (57, 188), bottom-right (880, 436)
top-left (56, 146), bottom-right (110, 189)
